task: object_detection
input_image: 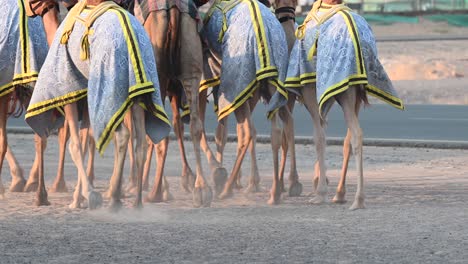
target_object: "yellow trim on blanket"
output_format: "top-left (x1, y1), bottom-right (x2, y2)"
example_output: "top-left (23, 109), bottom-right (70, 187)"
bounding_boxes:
top-left (199, 76), bottom-right (221, 92)
top-left (25, 88), bottom-right (88, 118)
top-left (366, 84), bottom-right (404, 110)
top-left (0, 72), bottom-right (38, 98)
top-left (340, 10), bottom-right (366, 76)
top-left (181, 104), bottom-right (190, 118)
top-left (18, 0), bottom-right (30, 74)
top-left (137, 103), bottom-right (171, 126)
top-left (217, 78), bottom-right (258, 121)
top-left (284, 72), bottom-right (317, 88)
top-left (318, 74), bottom-right (367, 113)
top-left (110, 9), bottom-right (149, 84)
top-left (246, 0), bottom-right (271, 68)
top-left (97, 99), bottom-right (134, 155)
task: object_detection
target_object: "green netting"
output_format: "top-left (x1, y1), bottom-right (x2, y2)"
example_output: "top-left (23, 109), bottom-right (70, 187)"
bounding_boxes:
top-left (426, 14), bottom-right (468, 27)
top-left (295, 14), bottom-right (419, 25)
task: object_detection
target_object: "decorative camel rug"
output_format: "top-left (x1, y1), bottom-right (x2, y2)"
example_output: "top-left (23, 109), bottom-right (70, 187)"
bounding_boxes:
top-left (200, 0), bottom-right (289, 120)
top-left (285, 2), bottom-right (404, 117)
top-left (25, 4), bottom-right (171, 154)
top-left (0, 0), bottom-right (48, 98)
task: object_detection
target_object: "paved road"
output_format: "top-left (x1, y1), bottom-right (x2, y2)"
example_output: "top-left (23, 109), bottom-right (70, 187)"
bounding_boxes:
top-left (9, 104), bottom-right (468, 142)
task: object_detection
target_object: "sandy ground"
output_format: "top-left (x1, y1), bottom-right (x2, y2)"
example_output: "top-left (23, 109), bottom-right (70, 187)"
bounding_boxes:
top-left (1, 20), bottom-right (468, 263)
top-left (1, 132), bottom-right (468, 263)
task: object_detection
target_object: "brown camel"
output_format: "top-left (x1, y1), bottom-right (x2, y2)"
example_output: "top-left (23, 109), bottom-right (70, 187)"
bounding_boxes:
top-left (132, 0), bottom-right (219, 207)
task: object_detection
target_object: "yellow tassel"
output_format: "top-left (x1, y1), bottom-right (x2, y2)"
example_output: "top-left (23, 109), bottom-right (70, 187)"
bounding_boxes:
top-left (80, 29), bottom-right (91, 61)
top-left (60, 30), bottom-right (71, 44)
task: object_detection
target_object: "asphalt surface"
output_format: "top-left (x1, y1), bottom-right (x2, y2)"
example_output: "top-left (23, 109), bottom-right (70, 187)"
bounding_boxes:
top-left (9, 104), bottom-right (467, 144)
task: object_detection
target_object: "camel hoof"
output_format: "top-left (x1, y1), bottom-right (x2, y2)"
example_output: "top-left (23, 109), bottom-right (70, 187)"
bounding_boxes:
top-left (288, 181), bottom-right (303, 197)
top-left (267, 195), bottom-right (281, 205)
top-left (181, 171), bottom-right (196, 193)
top-left (163, 189), bottom-right (174, 202)
top-left (9, 178), bottom-right (26, 192)
top-left (233, 180), bottom-right (243, 190)
top-left (332, 193), bottom-right (347, 204)
top-left (144, 192), bottom-right (164, 203)
top-left (245, 183), bottom-right (262, 193)
top-left (69, 200), bottom-right (82, 209)
top-left (211, 167), bottom-right (227, 197)
top-left (109, 200), bottom-right (123, 212)
top-left (49, 181), bottom-right (68, 193)
top-left (349, 198), bottom-right (365, 210)
top-left (309, 195), bottom-right (326, 205)
top-left (23, 181), bottom-right (38, 192)
top-left (88, 191), bottom-right (103, 210)
top-left (193, 186), bottom-right (213, 208)
top-left (125, 184), bottom-right (138, 195)
top-left (218, 188), bottom-right (233, 200)
top-left (35, 196), bottom-right (51, 206)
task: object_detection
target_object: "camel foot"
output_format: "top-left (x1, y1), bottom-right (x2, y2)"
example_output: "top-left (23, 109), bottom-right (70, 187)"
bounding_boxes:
top-left (69, 200), bottom-right (82, 209)
top-left (163, 189), bottom-right (174, 202)
top-left (181, 170), bottom-right (196, 193)
top-left (288, 181), bottom-right (303, 197)
top-left (192, 186), bottom-right (213, 208)
top-left (87, 191), bottom-right (103, 210)
top-left (133, 200), bottom-right (143, 209)
top-left (144, 191), bottom-right (164, 203)
top-left (233, 181), bottom-right (243, 190)
top-left (218, 187), bottom-right (233, 200)
top-left (245, 182), bottom-right (262, 193)
top-left (35, 194), bottom-right (51, 206)
top-left (279, 179), bottom-right (286, 193)
top-left (109, 199), bottom-right (123, 212)
top-left (211, 167), bottom-right (227, 197)
top-left (9, 178), bottom-right (26, 192)
top-left (125, 184), bottom-right (137, 195)
top-left (349, 197), bottom-right (365, 210)
top-left (23, 181), bottom-right (38, 192)
top-left (49, 180), bottom-right (68, 193)
top-left (309, 194), bottom-right (326, 205)
top-left (267, 185), bottom-right (282, 205)
top-left (332, 192), bottom-right (347, 204)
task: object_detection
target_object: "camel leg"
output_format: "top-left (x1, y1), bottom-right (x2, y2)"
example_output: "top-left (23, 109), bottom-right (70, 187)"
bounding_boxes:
top-left (0, 97), bottom-right (8, 199)
top-left (179, 13), bottom-right (213, 207)
top-left (65, 103), bottom-right (102, 209)
top-left (131, 104), bottom-right (148, 208)
top-left (170, 95), bottom-right (195, 192)
top-left (332, 128), bottom-right (351, 204)
top-left (301, 86), bottom-right (328, 204)
top-left (142, 136), bottom-right (153, 191)
top-left (124, 111), bottom-right (137, 194)
top-left (86, 128), bottom-right (96, 186)
top-left (199, 93), bottom-right (227, 192)
top-left (50, 119), bottom-right (69, 193)
top-left (145, 137), bottom-right (168, 203)
top-left (199, 89), bottom-right (223, 170)
top-left (279, 94), bottom-right (302, 197)
top-left (268, 113), bottom-right (282, 205)
top-left (6, 146), bottom-right (26, 192)
top-left (337, 87), bottom-right (364, 210)
top-left (218, 103), bottom-right (254, 199)
top-left (244, 94), bottom-right (262, 193)
top-left (34, 134), bottom-right (49, 206)
top-left (108, 123), bottom-right (130, 212)
top-left (24, 145), bottom-right (40, 192)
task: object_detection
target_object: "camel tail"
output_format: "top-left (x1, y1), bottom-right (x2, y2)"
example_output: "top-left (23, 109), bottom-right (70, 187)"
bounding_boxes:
top-left (358, 84), bottom-right (370, 107)
top-left (8, 87), bottom-right (32, 118)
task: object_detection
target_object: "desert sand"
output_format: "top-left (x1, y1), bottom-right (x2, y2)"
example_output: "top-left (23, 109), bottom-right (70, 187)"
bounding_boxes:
top-left (0, 20), bottom-right (467, 263)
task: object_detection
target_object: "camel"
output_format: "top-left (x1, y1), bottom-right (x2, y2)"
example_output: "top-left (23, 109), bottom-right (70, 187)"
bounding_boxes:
top-left (198, 0), bottom-right (296, 204)
top-left (0, 0), bottom-right (53, 204)
top-left (25, 1), bottom-right (171, 210)
top-left (197, 0), bottom-right (303, 198)
top-left (285, 0), bottom-right (404, 210)
top-left (130, 0), bottom-right (222, 207)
